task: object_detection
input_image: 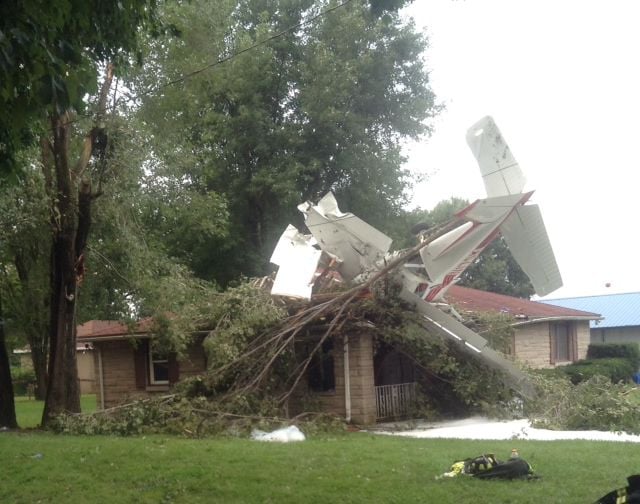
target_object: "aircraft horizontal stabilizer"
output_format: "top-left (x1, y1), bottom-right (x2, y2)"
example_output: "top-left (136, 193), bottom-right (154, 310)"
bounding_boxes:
top-left (500, 205), bottom-right (563, 297)
top-left (399, 289), bottom-right (535, 399)
top-left (466, 116), bottom-right (526, 198)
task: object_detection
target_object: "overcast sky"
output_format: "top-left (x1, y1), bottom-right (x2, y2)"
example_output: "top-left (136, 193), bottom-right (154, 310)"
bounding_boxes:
top-left (401, 0), bottom-right (640, 299)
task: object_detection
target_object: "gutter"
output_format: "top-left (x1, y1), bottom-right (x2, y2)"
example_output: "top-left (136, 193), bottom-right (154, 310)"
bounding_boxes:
top-left (343, 334), bottom-right (351, 423)
top-left (511, 315), bottom-right (603, 327)
top-left (97, 347), bottom-right (105, 410)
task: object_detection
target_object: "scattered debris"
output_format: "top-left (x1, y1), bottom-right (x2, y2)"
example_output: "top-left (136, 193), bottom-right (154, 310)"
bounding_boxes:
top-left (251, 425), bottom-right (306, 443)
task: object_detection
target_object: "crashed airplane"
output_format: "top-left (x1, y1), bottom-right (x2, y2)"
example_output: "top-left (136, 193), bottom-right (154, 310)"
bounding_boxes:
top-left (269, 116), bottom-right (562, 398)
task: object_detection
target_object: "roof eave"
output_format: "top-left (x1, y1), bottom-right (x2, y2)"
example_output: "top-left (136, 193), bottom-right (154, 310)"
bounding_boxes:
top-left (512, 315), bottom-right (603, 327)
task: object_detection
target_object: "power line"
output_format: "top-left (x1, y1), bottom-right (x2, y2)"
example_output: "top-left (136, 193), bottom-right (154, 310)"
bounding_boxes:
top-left (64, 0), bottom-right (357, 127)
top-left (133, 0), bottom-right (356, 101)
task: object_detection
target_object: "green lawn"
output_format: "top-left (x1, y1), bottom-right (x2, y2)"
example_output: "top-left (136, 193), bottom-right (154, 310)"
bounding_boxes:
top-left (14, 394), bottom-right (97, 428)
top-left (0, 431), bottom-right (637, 503)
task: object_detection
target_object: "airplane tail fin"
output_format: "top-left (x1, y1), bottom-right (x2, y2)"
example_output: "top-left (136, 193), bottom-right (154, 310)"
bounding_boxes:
top-left (499, 205), bottom-right (562, 297)
top-left (466, 116), bottom-right (526, 198)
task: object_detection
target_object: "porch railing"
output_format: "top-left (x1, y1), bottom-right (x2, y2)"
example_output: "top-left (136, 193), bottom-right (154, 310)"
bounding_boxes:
top-left (375, 382), bottom-right (417, 420)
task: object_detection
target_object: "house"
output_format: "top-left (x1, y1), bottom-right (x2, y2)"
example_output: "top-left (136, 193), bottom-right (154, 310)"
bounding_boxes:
top-left (13, 344), bottom-right (96, 394)
top-left (78, 287), bottom-right (602, 424)
top-left (445, 285), bottom-right (602, 368)
top-left (539, 292), bottom-right (640, 346)
top-left (77, 320), bottom-right (208, 409)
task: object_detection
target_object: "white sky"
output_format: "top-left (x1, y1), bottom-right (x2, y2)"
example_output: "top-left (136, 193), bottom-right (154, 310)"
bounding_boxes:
top-left (402, 0), bottom-right (640, 299)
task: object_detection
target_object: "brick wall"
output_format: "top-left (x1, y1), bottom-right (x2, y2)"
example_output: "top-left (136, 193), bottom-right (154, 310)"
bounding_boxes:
top-left (94, 338), bottom-right (207, 409)
top-left (575, 320), bottom-right (590, 360)
top-left (292, 332), bottom-right (377, 425)
top-left (96, 340), bottom-right (139, 408)
top-left (514, 320), bottom-right (591, 369)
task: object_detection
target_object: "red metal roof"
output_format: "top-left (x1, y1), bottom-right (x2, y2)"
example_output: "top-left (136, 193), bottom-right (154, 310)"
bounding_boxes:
top-left (77, 318), bottom-right (154, 341)
top-left (445, 285), bottom-right (601, 321)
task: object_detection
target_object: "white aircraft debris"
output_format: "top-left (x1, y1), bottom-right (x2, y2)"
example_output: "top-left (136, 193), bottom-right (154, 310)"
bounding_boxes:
top-left (268, 116), bottom-right (562, 398)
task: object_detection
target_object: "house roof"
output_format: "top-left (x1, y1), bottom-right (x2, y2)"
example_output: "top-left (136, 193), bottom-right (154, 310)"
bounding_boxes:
top-left (77, 319), bottom-right (154, 341)
top-left (445, 285), bottom-right (602, 324)
top-left (540, 292), bottom-right (640, 329)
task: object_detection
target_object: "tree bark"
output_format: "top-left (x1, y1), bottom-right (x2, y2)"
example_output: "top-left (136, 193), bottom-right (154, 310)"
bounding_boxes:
top-left (41, 64), bottom-right (113, 426)
top-left (0, 290), bottom-right (18, 429)
top-left (42, 113), bottom-right (82, 424)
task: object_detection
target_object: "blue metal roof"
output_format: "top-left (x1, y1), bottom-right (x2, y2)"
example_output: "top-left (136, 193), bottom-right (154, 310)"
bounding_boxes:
top-left (541, 292), bottom-right (640, 329)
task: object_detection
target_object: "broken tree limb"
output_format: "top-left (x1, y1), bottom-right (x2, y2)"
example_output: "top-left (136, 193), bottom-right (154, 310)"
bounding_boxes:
top-left (208, 216), bottom-right (464, 403)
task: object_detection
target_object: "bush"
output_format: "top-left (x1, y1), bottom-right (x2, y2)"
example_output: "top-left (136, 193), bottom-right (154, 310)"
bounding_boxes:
top-left (526, 373), bottom-right (640, 434)
top-left (11, 367), bottom-right (36, 395)
top-left (587, 343), bottom-right (640, 368)
top-left (560, 358), bottom-right (635, 384)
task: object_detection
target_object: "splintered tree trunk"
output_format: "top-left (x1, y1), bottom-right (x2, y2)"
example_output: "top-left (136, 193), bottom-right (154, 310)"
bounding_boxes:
top-left (41, 64), bottom-right (112, 426)
top-left (0, 292), bottom-right (18, 429)
top-left (42, 115), bottom-right (82, 424)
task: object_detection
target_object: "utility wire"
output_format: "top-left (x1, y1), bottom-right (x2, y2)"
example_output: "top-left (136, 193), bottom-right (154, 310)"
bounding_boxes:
top-left (130, 0), bottom-right (355, 101)
top-left (64, 0), bottom-right (356, 127)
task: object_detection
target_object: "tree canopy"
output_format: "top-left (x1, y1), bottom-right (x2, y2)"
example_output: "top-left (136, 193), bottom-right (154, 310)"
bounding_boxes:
top-left (133, 0), bottom-right (438, 285)
top-left (0, 0), bottom-right (162, 178)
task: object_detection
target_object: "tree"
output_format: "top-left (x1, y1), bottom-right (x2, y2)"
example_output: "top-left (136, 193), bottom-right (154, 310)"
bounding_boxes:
top-left (0, 289), bottom-right (17, 428)
top-left (0, 0), bottom-right (162, 179)
top-left (134, 0), bottom-right (438, 285)
top-left (0, 167), bottom-right (51, 400)
top-left (0, 0), bottom-right (167, 425)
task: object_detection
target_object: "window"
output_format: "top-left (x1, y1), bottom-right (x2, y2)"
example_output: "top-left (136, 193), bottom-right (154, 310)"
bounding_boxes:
top-left (308, 339), bottom-right (335, 392)
top-left (551, 323), bottom-right (576, 363)
top-left (134, 339), bottom-right (178, 390)
top-left (149, 351), bottom-right (169, 385)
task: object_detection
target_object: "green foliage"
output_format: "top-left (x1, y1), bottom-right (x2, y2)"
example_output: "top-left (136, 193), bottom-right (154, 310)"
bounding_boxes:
top-left (202, 282), bottom-right (288, 389)
top-left (526, 373), bottom-right (640, 434)
top-left (51, 392), bottom-right (340, 437)
top-left (135, 0), bottom-right (439, 285)
top-left (560, 358), bottom-right (635, 385)
top-left (0, 0), bottom-right (164, 176)
top-left (10, 367), bottom-right (35, 395)
top-left (587, 343), bottom-right (640, 368)
top-left (363, 296), bottom-right (515, 418)
top-left (462, 311), bottom-right (515, 355)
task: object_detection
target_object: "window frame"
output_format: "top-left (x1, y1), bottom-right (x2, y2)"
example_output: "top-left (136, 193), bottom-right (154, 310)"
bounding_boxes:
top-left (550, 322), bottom-right (577, 364)
top-left (148, 349), bottom-right (170, 385)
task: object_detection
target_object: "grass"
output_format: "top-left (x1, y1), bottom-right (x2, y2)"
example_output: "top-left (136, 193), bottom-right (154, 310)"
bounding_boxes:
top-left (14, 394), bottom-right (97, 428)
top-left (0, 431), bottom-right (637, 503)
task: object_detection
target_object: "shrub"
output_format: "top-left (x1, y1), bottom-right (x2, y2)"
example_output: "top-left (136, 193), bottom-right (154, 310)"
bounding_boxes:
top-left (561, 358), bottom-right (635, 384)
top-left (525, 373), bottom-right (640, 434)
top-left (11, 367), bottom-right (36, 395)
top-left (587, 343), bottom-right (640, 369)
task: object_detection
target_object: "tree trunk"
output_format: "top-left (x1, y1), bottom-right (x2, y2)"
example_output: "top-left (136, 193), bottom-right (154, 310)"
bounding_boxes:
top-left (42, 114), bottom-right (82, 424)
top-left (41, 64), bottom-right (113, 426)
top-left (0, 290), bottom-right (18, 429)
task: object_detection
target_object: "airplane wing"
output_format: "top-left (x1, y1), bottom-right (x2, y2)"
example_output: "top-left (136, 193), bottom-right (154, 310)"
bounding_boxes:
top-left (399, 288), bottom-right (535, 399)
top-left (499, 204), bottom-right (563, 296)
top-left (466, 116), bottom-right (526, 198)
top-left (299, 192), bottom-right (392, 280)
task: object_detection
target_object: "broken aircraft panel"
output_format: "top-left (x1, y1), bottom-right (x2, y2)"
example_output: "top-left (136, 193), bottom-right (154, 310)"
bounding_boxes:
top-left (297, 192), bottom-right (392, 281)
